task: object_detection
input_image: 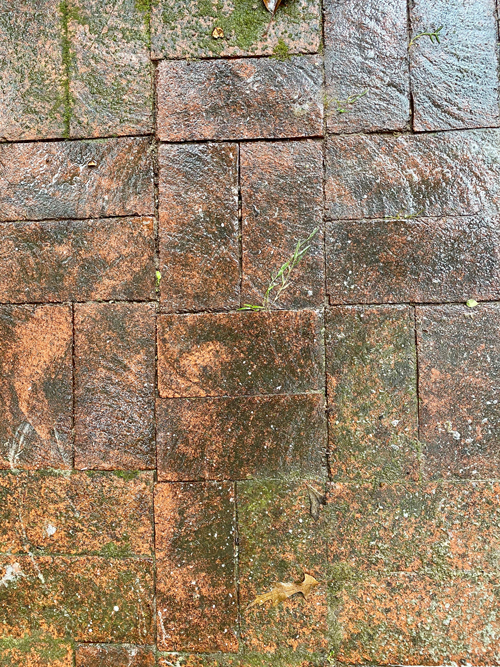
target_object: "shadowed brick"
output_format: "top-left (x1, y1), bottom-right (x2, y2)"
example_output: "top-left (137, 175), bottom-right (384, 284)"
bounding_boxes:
top-left (410, 0), bottom-right (500, 131)
top-left (0, 633), bottom-right (73, 667)
top-left (159, 143), bottom-right (239, 312)
top-left (76, 644), bottom-right (155, 667)
top-left (74, 303), bottom-right (155, 470)
top-left (241, 140), bottom-right (323, 310)
top-left (0, 305), bottom-right (72, 470)
top-left (325, 130), bottom-right (500, 220)
top-left (157, 310), bottom-right (324, 398)
top-left (417, 304), bottom-right (500, 479)
top-left (326, 306), bottom-right (418, 483)
top-left (325, 0), bottom-right (410, 133)
top-left (0, 137), bottom-right (154, 222)
top-left (0, 217), bottom-right (155, 303)
top-left (156, 57), bottom-right (323, 141)
top-left (326, 215), bottom-right (500, 304)
top-left (155, 482), bottom-right (237, 652)
top-left (157, 394), bottom-right (326, 481)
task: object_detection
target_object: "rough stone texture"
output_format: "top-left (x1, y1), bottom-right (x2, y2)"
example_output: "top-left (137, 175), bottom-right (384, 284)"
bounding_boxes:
top-left (417, 304), bottom-right (500, 479)
top-left (324, 0), bottom-right (410, 133)
top-left (159, 143), bottom-right (239, 312)
top-left (157, 310), bottom-right (324, 398)
top-left (155, 482), bottom-right (237, 652)
top-left (76, 644), bottom-right (155, 667)
top-left (410, 0), bottom-right (500, 131)
top-left (156, 56), bottom-right (323, 141)
top-left (74, 302), bottom-right (155, 470)
top-left (0, 633), bottom-right (73, 667)
top-left (325, 129), bottom-right (500, 220)
top-left (326, 215), bottom-right (500, 304)
top-left (241, 140), bottom-right (324, 310)
top-left (157, 653), bottom-right (325, 667)
top-left (0, 217), bottom-right (155, 303)
top-left (151, 0), bottom-right (321, 59)
top-left (0, 137), bottom-right (154, 222)
top-left (326, 306), bottom-right (418, 483)
top-left (0, 305), bottom-right (72, 470)
top-left (156, 394), bottom-right (326, 481)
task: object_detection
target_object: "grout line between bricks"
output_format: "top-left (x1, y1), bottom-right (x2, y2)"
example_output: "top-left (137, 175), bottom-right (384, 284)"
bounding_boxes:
top-left (413, 305), bottom-right (423, 482)
top-left (233, 480), bottom-right (241, 650)
top-left (0, 212), bottom-right (156, 226)
top-left (71, 302), bottom-right (76, 469)
top-left (237, 143), bottom-right (243, 309)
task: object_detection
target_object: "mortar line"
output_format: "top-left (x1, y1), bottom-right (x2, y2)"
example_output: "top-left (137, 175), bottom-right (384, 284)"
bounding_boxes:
top-left (152, 50), bottom-right (321, 64)
top-left (0, 212), bottom-right (156, 226)
top-left (406, 0), bottom-right (416, 134)
top-left (413, 304), bottom-right (423, 482)
top-left (233, 480), bottom-right (241, 648)
top-left (71, 302), bottom-right (76, 469)
top-left (237, 143), bottom-right (243, 308)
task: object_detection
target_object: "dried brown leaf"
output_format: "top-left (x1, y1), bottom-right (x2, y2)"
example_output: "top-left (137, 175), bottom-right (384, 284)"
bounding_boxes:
top-left (248, 573), bottom-right (320, 608)
top-left (307, 485), bottom-right (327, 521)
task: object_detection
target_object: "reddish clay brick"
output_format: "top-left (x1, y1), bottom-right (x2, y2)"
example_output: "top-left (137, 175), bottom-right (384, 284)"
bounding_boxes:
top-left (410, 0), bottom-right (500, 131)
top-left (157, 393), bottom-right (326, 481)
top-left (325, 130), bottom-right (500, 220)
top-left (0, 305), bottom-right (72, 470)
top-left (0, 217), bottom-right (155, 303)
top-left (326, 215), bottom-right (500, 304)
top-left (157, 653), bottom-right (322, 667)
top-left (76, 644), bottom-right (155, 667)
top-left (325, 0), bottom-right (410, 133)
top-left (156, 57), bottom-right (323, 141)
top-left (0, 137), bottom-right (154, 222)
top-left (157, 310), bottom-right (324, 398)
top-left (417, 304), bottom-right (500, 479)
top-left (155, 482), bottom-right (237, 652)
top-left (159, 143), bottom-right (239, 312)
top-left (326, 306), bottom-right (418, 483)
top-left (74, 303), bottom-right (155, 470)
top-left (241, 141), bottom-right (323, 310)
top-left (0, 633), bottom-right (73, 667)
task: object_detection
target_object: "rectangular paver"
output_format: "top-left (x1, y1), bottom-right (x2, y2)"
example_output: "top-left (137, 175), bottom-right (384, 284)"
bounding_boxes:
top-left (76, 644), bottom-right (155, 666)
top-left (0, 634), bottom-right (73, 667)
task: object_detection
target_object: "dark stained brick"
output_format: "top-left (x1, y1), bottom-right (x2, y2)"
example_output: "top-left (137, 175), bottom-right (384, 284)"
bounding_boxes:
top-left (241, 140), bottom-right (324, 310)
top-left (410, 0), bottom-right (500, 131)
top-left (417, 304), bottom-right (500, 479)
top-left (156, 57), bottom-right (323, 141)
top-left (325, 130), bottom-right (500, 220)
top-left (0, 137), bottom-right (154, 222)
top-left (155, 482), bottom-right (237, 652)
top-left (74, 303), bottom-right (155, 470)
top-left (157, 310), bottom-right (324, 398)
top-left (0, 305), bottom-right (72, 470)
top-left (0, 633), bottom-right (73, 667)
top-left (325, 0), bottom-right (410, 133)
top-left (156, 394), bottom-right (326, 481)
top-left (326, 306), bottom-right (418, 483)
top-left (76, 644), bottom-right (155, 667)
top-left (0, 217), bottom-right (155, 303)
top-left (159, 143), bottom-right (239, 312)
top-left (326, 215), bottom-right (500, 304)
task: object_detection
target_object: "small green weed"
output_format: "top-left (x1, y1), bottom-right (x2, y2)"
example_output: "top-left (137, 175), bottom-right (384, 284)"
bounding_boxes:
top-left (384, 209), bottom-right (424, 221)
top-left (334, 89), bottom-right (368, 114)
top-left (409, 26), bottom-right (443, 47)
top-left (272, 39), bottom-right (291, 61)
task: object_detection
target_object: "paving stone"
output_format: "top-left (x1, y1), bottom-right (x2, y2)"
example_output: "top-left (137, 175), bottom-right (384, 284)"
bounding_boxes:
top-left (157, 653), bottom-right (324, 667)
top-left (159, 143), bottom-right (239, 312)
top-left (0, 137), bottom-right (154, 222)
top-left (74, 303), bottom-right (155, 470)
top-left (157, 393), bottom-right (326, 481)
top-left (0, 555), bottom-right (154, 643)
top-left (0, 305), bottom-right (72, 470)
top-left (324, 0), bottom-right (410, 133)
top-left (410, 0), bottom-right (500, 131)
top-left (156, 56), bottom-right (323, 141)
top-left (326, 306), bottom-right (418, 483)
top-left (417, 304), bottom-right (500, 479)
top-left (241, 140), bottom-right (323, 310)
top-left (325, 129), bottom-right (500, 220)
top-left (76, 644), bottom-right (155, 667)
top-left (155, 482), bottom-right (237, 652)
top-left (151, 0), bottom-right (321, 59)
top-left (326, 215), bottom-right (500, 304)
top-left (0, 217), bottom-right (155, 303)
top-left (0, 633), bottom-right (73, 667)
top-left (157, 310), bottom-right (324, 398)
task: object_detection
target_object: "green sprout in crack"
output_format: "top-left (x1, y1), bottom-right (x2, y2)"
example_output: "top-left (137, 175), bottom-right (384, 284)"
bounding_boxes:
top-left (409, 26), bottom-right (443, 47)
top-left (155, 270), bottom-right (162, 293)
top-left (384, 209), bottom-right (424, 221)
top-left (334, 89), bottom-right (368, 114)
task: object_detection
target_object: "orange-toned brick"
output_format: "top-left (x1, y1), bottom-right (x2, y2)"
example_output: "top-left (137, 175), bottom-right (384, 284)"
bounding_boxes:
top-left (76, 643), bottom-right (155, 667)
top-left (0, 633), bottom-right (73, 667)
top-left (157, 653), bottom-right (323, 666)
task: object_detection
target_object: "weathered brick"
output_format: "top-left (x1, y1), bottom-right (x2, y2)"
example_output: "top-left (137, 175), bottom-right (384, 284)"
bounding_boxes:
top-left (156, 57), bottom-right (323, 141)
top-left (0, 137), bottom-right (154, 222)
top-left (157, 394), bottom-right (326, 481)
top-left (155, 482), bottom-right (237, 652)
top-left (410, 0), bottom-right (500, 131)
top-left (76, 644), bottom-right (155, 667)
top-left (326, 306), bottom-right (418, 483)
top-left (0, 217), bottom-right (155, 303)
top-left (326, 215), bottom-right (500, 304)
top-left (241, 141), bottom-right (323, 310)
top-left (325, 130), bottom-right (500, 220)
top-left (159, 143), bottom-right (239, 312)
top-left (0, 305), bottom-right (72, 470)
top-left (0, 633), bottom-right (73, 667)
top-left (324, 0), bottom-right (409, 133)
top-left (157, 653), bottom-right (323, 667)
top-left (151, 0), bottom-right (321, 59)
top-left (417, 304), bottom-right (500, 479)
top-left (74, 303), bottom-right (155, 470)
top-left (157, 310), bottom-right (324, 398)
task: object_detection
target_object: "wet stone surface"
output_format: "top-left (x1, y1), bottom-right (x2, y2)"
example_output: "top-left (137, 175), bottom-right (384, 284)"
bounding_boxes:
top-left (76, 643), bottom-right (155, 666)
top-left (0, 632), bottom-right (73, 667)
